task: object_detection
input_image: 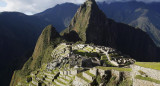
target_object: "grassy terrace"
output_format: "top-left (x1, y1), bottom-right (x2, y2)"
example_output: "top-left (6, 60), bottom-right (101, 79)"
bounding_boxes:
top-left (52, 82), bottom-right (60, 86)
top-left (96, 66), bottom-right (132, 72)
top-left (85, 70), bottom-right (95, 77)
top-left (135, 62), bottom-right (160, 70)
top-left (135, 75), bottom-right (160, 84)
top-left (59, 77), bottom-right (70, 82)
top-left (56, 79), bottom-right (67, 85)
top-left (73, 50), bottom-right (99, 57)
top-left (77, 73), bottom-right (91, 83)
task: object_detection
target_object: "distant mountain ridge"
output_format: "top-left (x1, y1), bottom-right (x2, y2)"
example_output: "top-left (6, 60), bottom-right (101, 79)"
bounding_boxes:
top-left (10, 0), bottom-right (160, 86)
top-left (98, 1), bottom-right (160, 47)
top-left (1, 1), bottom-right (160, 86)
top-left (35, 1), bottom-right (160, 46)
top-left (34, 3), bottom-right (79, 32)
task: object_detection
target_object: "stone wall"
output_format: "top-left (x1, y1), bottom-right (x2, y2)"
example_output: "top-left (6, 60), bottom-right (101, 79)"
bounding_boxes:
top-left (89, 68), bottom-right (97, 76)
top-left (130, 65), bottom-right (160, 86)
top-left (73, 76), bottom-right (90, 86)
top-left (71, 69), bottom-right (78, 75)
top-left (98, 69), bottom-right (108, 77)
top-left (133, 79), bottom-right (160, 86)
top-left (130, 65), bottom-right (160, 80)
top-left (83, 72), bottom-right (94, 81)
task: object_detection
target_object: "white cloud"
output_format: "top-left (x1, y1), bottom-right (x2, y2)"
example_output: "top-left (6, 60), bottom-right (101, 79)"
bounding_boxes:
top-left (0, 0), bottom-right (159, 15)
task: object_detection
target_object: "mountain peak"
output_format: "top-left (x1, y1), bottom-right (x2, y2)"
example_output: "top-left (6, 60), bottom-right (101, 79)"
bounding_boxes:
top-left (32, 25), bottom-right (60, 68)
top-left (62, 0), bottom-right (160, 61)
top-left (85, 0), bottom-right (98, 8)
top-left (61, 0), bottom-right (106, 41)
top-left (86, 0), bottom-right (96, 3)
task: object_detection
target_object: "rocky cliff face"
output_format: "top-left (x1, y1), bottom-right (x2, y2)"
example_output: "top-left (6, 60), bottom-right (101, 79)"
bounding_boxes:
top-left (61, 0), bottom-right (160, 61)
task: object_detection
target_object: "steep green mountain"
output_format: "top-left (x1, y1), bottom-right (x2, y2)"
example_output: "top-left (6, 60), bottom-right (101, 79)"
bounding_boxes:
top-left (10, 25), bottom-right (65, 86)
top-left (61, 0), bottom-right (160, 61)
top-left (36, 2), bottom-right (160, 47)
top-left (29, 25), bottom-right (62, 70)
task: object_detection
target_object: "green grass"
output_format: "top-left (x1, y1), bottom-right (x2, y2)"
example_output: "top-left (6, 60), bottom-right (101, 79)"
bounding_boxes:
top-left (96, 75), bottom-right (102, 84)
top-left (101, 55), bottom-right (116, 67)
top-left (101, 55), bottom-right (107, 60)
top-left (77, 73), bottom-right (91, 83)
top-left (59, 77), bottom-right (70, 82)
top-left (106, 76), bottom-right (117, 86)
top-left (138, 70), bottom-right (146, 75)
top-left (85, 70), bottom-right (95, 77)
top-left (52, 82), bottom-right (60, 86)
top-left (119, 78), bottom-right (132, 86)
top-left (135, 75), bottom-right (160, 84)
top-left (96, 66), bottom-right (132, 72)
top-left (135, 62), bottom-right (160, 70)
top-left (56, 79), bottom-right (67, 85)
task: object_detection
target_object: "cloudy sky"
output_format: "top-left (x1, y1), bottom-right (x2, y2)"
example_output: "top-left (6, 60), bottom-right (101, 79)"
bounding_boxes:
top-left (0, 0), bottom-right (159, 15)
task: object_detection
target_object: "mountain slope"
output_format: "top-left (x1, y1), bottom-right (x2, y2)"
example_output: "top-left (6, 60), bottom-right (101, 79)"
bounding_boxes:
top-left (10, 1), bottom-right (160, 86)
top-left (98, 1), bottom-right (160, 46)
top-left (62, 0), bottom-right (160, 61)
top-left (10, 25), bottom-right (65, 86)
top-left (35, 3), bottom-right (79, 32)
top-left (30, 25), bottom-right (61, 70)
top-left (0, 12), bottom-right (49, 86)
top-left (37, 2), bottom-right (160, 47)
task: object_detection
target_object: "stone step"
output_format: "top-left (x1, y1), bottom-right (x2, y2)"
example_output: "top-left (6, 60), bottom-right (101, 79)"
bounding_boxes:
top-left (52, 82), bottom-right (60, 86)
top-left (74, 75), bottom-right (90, 85)
top-left (43, 72), bottom-right (55, 77)
top-left (54, 79), bottom-right (66, 86)
top-left (47, 75), bottom-right (54, 79)
top-left (58, 77), bottom-right (70, 84)
top-left (45, 77), bottom-right (52, 82)
top-left (43, 80), bottom-right (49, 85)
top-left (82, 71), bottom-right (95, 81)
top-left (29, 82), bottom-right (37, 86)
top-left (59, 75), bottom-right (72, 81)
top-left (31, 79), bottom-right (38, 86)
top-left (89, 68), bottom-right (97, 76)
top-left (60, 75), bottom-right (71, 81)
